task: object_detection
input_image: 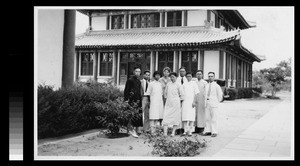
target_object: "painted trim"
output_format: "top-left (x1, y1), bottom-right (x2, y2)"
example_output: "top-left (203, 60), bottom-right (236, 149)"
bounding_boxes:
top-left (159, 12), bottom-right (163, 28)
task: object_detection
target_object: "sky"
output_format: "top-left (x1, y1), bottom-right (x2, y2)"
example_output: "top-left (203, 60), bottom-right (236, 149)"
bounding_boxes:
top-left (75, 7), bottom-right (294, 71)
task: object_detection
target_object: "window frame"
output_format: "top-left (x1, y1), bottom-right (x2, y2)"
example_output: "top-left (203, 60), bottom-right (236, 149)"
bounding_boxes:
top-left (167, 11), bottom-right (182, 27)
top-left (181, 51), bottom-right (198, 76)
top-left (79, 52), bottom-right (94, 76)
top-left (99, 52), bottom-right (113, 76)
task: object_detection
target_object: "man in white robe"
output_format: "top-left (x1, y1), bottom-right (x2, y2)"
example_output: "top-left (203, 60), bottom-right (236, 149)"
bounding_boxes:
top-left (193, 70), bottom-right (207, 134)
top-left (175, 67), bottom-right (187, 135)
top-left (202, 72), bottom-right (223, 137)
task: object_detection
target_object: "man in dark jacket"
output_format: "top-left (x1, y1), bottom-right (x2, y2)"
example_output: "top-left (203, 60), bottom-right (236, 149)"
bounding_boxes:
top-left (124, 66), bottom-right (143, 138)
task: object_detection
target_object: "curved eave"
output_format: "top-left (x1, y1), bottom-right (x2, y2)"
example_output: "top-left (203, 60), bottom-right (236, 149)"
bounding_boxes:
top-left (232, 39), bottom-right (262, 62)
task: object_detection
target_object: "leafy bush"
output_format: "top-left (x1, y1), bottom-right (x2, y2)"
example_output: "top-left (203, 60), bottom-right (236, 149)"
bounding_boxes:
top-left (145, 128), bottom-right (207, 157)
top-left (38, 81), bottom-right (124, 139)
top-left (95, 97), bottom-right (141, 137)
top-left (226, 88), bottom-right (238, 100)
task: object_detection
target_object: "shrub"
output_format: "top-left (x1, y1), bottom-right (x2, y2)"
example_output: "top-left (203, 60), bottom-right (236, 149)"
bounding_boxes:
top-left (94, 97), bottom-right (141, 137)
top-left (145, 128), bottom-right (207, 157)
top-left (226, 88), bottom-right (238, 100)
top-left (38, 81), bottom-right (124, 139)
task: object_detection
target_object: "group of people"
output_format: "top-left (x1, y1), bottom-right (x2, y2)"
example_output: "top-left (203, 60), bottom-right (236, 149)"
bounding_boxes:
top-left (124, 66), bottom-right (223, 138)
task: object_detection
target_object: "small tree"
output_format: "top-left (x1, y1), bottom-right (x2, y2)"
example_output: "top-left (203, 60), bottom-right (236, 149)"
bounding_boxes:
top-left (260, 67), bottom-right (286, 97)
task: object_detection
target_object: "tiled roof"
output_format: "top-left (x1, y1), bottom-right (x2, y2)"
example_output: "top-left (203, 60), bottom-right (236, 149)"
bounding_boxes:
top-left (75, 26), bottom-right (240, 48)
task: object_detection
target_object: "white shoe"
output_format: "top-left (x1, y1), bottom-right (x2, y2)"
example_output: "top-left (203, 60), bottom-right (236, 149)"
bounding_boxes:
top-left (129, 130), bottom-right (139, 138)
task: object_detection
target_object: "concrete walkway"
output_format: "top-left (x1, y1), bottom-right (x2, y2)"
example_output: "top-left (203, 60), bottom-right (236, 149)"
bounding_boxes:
top-left (213, 96), bottom-right (293, 159)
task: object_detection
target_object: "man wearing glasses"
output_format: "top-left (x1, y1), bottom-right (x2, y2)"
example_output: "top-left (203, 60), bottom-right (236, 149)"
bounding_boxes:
top-left (201, 72), bottom-right (223, 137)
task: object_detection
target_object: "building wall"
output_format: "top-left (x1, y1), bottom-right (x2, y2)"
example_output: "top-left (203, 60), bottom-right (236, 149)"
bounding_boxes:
top-left (187, 10), bottom-right (207, 26)
top-left (37, 9), bottom-right (64, 89)
top-left (92, 16), bottom-right (107, 30)
top-left (203, 50), bottom-right (219, 79)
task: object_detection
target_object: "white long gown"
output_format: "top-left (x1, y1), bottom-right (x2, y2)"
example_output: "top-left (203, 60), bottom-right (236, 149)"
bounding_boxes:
top-left (182, 81), bottom-right (199, 121)
top-left (162, 82), bottom-right (184, 126)
top-left (145, 80), bottom-right (164, 119)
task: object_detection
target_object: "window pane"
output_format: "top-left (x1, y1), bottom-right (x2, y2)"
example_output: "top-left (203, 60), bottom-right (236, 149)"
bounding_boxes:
top-left (141, 15), bottom-right (147, 28)
top-left (158, 52), bottom-right (166, 61)
top-left (191, 52), bottom-right (198, 62)
top-left (167, 12), bottom-right (174, 27)
top-left (108, 53), bottom-right (113, 62)
top-left (158, 62), bottom-right (166, 72)
top-left (89, 62), bottom-right (93, 75)
top-left (120, 52), bottom-right (128, 62)
top-left (120, 63), bottom-right (127, 75)
top-left (191, 62), bottom-right (198, 76)
top-left (108, 63), bottom-right (112, 75)
top-left (167, 62), bottom-right (173, 71)
top-left (81, 52), bottom-right (93, 75)
top-left (175, 11), bottom-right (182, 26)
top-left (182, 62), bottom-right (189, 71)
top-left (100, 63), bottom-right (106, 76)
top-left (167, 53), bottom-right (174, 61)
top-left (182, 52), bottom-right (189, 61)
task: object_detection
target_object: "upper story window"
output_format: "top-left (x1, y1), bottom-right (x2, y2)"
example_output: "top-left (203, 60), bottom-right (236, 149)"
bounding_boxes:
top-left (111, 15), bottom-right (124, 29)
top-left (131, 13), bottom-right (160, 28)
top-left (167, 11), bottom-right (182, 27)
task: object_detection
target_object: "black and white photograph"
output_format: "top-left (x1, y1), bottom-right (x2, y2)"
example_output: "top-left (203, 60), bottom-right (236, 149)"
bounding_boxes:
top-left (34, 6), bottom-right (294, 160)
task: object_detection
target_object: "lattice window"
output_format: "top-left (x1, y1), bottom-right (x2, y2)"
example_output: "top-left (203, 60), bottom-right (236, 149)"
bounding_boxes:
top-left (99, 52), bottom-right (113, 76)
top-left (81, 52), bottom-right (94, 76)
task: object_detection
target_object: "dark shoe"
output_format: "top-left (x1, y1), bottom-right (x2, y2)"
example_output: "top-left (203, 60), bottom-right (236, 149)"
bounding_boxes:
top-left (211, 133), bottom-right (217, 137)
top-left (200, 132), bottom-right (211, 136)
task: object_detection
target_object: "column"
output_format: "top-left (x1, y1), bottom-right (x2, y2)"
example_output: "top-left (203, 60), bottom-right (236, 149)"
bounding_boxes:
top-left (219, 51), bottom-right (224, 79)
top-left (223, 51), bottom-right (226, 80)
top-left (93, 51), bottom-right (98, 81)
top-left (160, 12), bottom-right (163, 28)
top-left (178, 50), bottom-right (182, 69)
top-left (155, 51), bottom-right (158, 70)
top-left (124, 14), bottom-right (127, 29)
top-left (228, 54), bottom-right (232, 87)
top-left (62, 10), bottom-right (76, 88)
top-left (128, 14), bottom-right (131, 29)
top-left (112, 51), bottom-right (117, 85)
top-left (197, 50), bottom-right (201, 70)
top-left (150, 51), bottom-right (154, 76)
top-left (173, 51), bottom-right (177, 72)
top-left (165, 12), bottom-right (168, 27)
top-left (181, 10), bottom-right (185, 26)
top-left (116, 51), bottom-right (120, 85)
top-left (232, 56), bottom-right (236, 88)
top-left (109, 15), bottom-right (112, 30)
top-left (73, 52), bottom-right (77, 82)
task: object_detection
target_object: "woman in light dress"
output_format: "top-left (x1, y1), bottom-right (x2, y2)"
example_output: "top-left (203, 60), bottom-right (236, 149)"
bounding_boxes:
top-left (145, 71), bottom-right (164, 134)
top-left (158, 67), bottom-right (171, 126)
top-left (162, 72), bottom-right (184, 137)
top-left (181, 72), bottom-right (200, 136)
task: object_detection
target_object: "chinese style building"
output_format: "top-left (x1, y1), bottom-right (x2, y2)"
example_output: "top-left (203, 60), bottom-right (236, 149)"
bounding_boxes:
top-left (75, 9), bottom-right (263, 88)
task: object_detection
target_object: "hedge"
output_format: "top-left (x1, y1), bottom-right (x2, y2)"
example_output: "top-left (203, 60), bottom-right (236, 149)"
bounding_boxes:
top-left (225, 87), bottom-right (262, 100)
top-left (38, 81), bottom-right (124, 139)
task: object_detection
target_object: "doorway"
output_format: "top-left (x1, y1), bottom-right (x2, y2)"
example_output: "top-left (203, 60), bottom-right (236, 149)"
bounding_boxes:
top-left (119, 52), bottom-right (150, 85)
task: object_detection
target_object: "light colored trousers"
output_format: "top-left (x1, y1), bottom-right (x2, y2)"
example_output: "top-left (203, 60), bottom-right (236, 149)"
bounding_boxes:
top-left (204, 103), bottom-right (218, 134)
